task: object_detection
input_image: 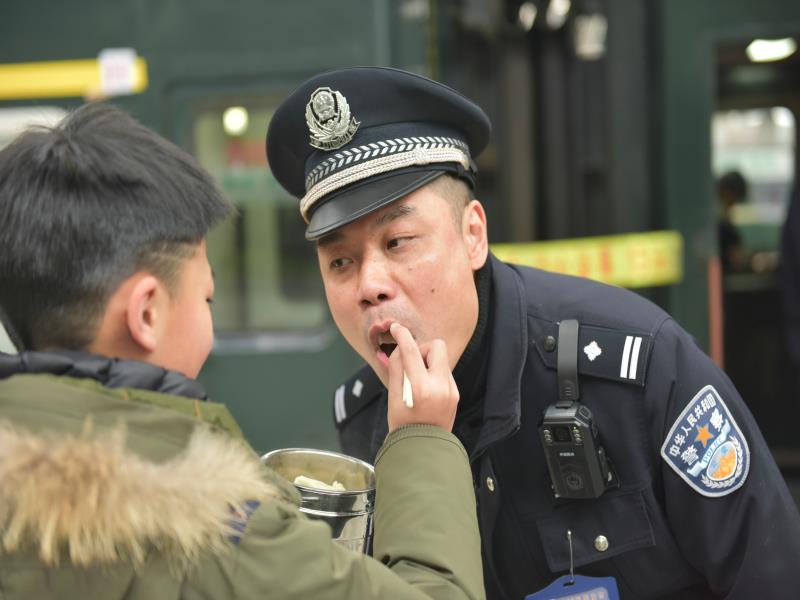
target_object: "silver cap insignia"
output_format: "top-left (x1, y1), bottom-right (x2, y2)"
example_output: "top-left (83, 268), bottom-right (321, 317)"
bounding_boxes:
top-left (305, 87), bottom-right (360, 151)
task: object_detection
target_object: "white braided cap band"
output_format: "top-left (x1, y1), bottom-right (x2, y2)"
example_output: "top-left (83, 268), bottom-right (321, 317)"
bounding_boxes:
top-left (300, 146), bottom-right (471, 223)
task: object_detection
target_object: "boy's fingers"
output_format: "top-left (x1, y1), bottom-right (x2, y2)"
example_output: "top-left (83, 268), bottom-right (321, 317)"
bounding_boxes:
top-left (449, 375), bottom-right (460, 405)
top-left (387, 344), bottom-right (405, 403)
top-left (390, 323), bottom-right (425, 379)
top-left (423, 339), bottom-right (449, 374)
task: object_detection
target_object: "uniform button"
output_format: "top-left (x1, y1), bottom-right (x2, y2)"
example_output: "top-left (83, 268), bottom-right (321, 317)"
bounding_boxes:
top-left (594, 535), bottom-right (609, 552)
top-left (486, 477), bottom-right (495, 492)
top-left (543, 336), bottom-right (557, 352)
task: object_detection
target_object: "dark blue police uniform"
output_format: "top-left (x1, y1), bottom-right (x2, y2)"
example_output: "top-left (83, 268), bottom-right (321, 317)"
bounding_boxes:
top-left (335, 254), bottom-right (800, 599)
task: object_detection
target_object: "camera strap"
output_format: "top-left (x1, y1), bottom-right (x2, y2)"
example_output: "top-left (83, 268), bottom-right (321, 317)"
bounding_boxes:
top-left (557, 319), bottom-right (580, 406)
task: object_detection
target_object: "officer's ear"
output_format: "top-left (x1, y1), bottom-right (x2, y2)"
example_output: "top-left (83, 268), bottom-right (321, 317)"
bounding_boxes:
top-left (462, 199), bottom-right (489, 271)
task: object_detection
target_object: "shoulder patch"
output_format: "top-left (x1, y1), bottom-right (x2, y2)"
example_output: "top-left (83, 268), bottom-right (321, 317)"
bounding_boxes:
top-left (661, 385), bottom-right (750, 497)
top-left (333, 364), bottom-right (384, 428)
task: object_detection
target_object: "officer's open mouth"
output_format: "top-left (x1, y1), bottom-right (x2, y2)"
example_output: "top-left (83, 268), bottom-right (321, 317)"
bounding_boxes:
top-left (378, 330), bottom-right (398, 357)
top-left (372, 324), bottom-right (405, 367)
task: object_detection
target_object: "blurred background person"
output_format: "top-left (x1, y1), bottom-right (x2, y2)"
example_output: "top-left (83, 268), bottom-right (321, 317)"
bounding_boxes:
top-left (717, 169), bottom-right (749, 272)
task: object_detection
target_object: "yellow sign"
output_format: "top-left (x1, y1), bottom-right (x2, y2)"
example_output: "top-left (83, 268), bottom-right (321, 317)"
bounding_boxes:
top-left (0, 55), bottom-right (148, 100)
top-left (491, 230), bottom-right (683, 288)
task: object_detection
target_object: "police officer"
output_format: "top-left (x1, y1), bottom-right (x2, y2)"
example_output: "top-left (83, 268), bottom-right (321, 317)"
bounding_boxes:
top-left (267, 67), bottom-right (800, 599)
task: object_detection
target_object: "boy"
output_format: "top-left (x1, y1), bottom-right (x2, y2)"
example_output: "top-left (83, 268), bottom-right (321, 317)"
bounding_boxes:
top-left (0, 102), bottom-right (483, 599)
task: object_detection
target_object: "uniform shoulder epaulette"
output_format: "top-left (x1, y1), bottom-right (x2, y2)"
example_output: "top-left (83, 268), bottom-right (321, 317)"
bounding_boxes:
top-left (333, 364), bottom-right (385, 428)
top-left (532, 319), bottom-right (655, 387)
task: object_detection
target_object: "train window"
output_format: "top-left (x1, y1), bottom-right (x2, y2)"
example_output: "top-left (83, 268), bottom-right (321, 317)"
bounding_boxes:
top-left (0, 106), bottom-right (68, 353)
top-left (712, 107), bottom-right (795, 262)
top-left (192, 105), bottom-right (326, 334)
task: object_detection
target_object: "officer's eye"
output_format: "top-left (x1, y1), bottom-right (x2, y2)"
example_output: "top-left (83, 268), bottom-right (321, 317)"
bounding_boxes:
top-left (330, 257), bottom-right (352, 270)
top-left (387, 237), bottom-right (412, 250)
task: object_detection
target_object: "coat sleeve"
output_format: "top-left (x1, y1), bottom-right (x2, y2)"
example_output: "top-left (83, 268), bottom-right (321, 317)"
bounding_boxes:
top-left (645, 317), bottom-right (800, 598)
top-left (185, 425), bottom-right (485, 600)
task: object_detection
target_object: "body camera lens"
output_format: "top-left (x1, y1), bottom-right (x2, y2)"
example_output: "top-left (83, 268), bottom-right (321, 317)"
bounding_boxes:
top-left (553, 425), bottom-right (572, 443)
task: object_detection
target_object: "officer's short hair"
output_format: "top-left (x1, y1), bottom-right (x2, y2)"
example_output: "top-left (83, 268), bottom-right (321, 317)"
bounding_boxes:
top-left (426, 174), bottom-right (473, 227)
top-left (0, 102), bottom-right (233, 351)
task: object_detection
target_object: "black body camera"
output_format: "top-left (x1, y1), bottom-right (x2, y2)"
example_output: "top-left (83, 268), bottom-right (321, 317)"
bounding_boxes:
top-left (539, 320), bottom-right (613, 499)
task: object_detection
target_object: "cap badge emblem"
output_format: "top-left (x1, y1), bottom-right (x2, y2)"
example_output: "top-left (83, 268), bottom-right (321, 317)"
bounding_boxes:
top-left (305, 87), bottom-right (360, 151)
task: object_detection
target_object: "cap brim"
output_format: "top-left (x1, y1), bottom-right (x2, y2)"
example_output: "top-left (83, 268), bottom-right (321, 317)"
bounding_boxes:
top-left (305, 169), bottom-right (444, 240)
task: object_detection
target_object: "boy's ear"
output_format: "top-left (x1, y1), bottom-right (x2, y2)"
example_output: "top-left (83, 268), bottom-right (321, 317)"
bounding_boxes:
top-left (463, 199), bottom-right (489, 271)
top-left (125, 275), bottom-right (164, 353)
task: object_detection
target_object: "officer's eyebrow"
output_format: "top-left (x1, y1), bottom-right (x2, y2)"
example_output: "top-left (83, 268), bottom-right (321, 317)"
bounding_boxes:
top-left (316, 204), bottom-right (417, 249)
top-left (317, 231), bottom-right (343, 249)
top-left (375, 203), bottom-right (415, 228)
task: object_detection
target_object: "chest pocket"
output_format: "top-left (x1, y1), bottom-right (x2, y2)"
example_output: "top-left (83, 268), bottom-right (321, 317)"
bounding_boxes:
top-left (532, 488), bottom-right (702, 598)
top-left (535, 489), bottom-right (654, 572)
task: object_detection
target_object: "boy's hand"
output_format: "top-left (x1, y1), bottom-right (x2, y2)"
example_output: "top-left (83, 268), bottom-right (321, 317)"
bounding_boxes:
top-left (386, 323), bottom-right (459, 432)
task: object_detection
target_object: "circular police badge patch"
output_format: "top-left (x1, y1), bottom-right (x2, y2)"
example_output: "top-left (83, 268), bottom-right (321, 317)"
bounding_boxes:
top-left (305, 87), bottom-right (360, 151)
top-left (660, 385), bottom-right (750, 497)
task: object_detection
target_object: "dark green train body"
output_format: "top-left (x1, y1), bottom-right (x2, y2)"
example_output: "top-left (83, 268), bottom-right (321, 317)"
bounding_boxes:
top-left (1, 0), bottom-right (798, 458)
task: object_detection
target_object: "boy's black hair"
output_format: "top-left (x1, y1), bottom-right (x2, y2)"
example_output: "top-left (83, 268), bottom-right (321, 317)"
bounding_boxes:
top-left (0, 102), bottom-right (233, 351)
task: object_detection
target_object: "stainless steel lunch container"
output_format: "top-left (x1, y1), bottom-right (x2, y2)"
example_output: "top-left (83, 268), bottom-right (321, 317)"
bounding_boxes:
top-left (261, 447), bottom-right (376, 553)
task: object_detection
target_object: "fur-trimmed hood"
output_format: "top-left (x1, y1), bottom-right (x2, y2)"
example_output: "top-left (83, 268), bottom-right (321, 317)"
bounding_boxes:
top-left (0, 421), bottom-right (279, 569)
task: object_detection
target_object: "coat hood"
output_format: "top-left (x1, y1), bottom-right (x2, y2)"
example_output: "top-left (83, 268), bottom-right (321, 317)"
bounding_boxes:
top-left (0, 420), bottom-right (279, 570)
top-left (0, 350), bottom-right (208, 401)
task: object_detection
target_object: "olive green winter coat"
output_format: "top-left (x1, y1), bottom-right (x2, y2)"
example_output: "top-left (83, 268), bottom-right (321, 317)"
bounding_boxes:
top-left (0, 373), bottom-right (484, 599)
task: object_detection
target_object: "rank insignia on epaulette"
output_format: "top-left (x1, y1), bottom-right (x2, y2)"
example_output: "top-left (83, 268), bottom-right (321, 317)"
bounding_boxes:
top-left (334, 378), bottom-right (366, 424)
top-left (576, 326), bottom-right (651, 384)
top-left (334, 383), bottom-right (347, 424)
top-left (583, 340), bottom-right (602, 361)
top-left (535, 322), bottom-right (654, 386)
top-left (660, 385), bottom-right (750, 497)
top-left (333, 365), bottom-right (384, 427)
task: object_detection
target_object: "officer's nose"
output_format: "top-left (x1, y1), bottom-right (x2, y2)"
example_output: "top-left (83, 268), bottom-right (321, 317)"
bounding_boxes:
top-left (358, 255), bottom-right (396, 307)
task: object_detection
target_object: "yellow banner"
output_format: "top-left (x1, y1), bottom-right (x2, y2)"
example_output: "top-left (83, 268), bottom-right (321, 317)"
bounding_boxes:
top-left (0, 57), bottom-right (148, 100)
top-left (491, 230), bottom-right (683, 288)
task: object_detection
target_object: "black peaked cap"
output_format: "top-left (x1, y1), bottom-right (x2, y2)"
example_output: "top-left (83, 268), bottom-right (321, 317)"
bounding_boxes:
top-left (266, 66), bottom-right (491, 240)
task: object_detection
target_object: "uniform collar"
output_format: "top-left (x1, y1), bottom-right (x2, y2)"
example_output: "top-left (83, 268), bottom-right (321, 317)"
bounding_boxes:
top-left (471, 254), bottom-right (528, 458)
top-left (451, 259), bottom-right (493, 457)
top-left (452, 258), bottom-right (492, 408)
top-left (0, 350), bottom-right (208, 401)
